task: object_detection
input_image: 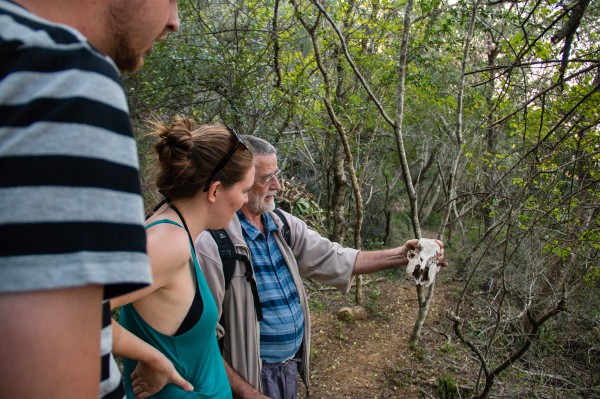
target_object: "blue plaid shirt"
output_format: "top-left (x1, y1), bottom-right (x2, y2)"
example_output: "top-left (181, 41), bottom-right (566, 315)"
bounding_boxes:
top-left (238, 210), bottom-right (305, 363)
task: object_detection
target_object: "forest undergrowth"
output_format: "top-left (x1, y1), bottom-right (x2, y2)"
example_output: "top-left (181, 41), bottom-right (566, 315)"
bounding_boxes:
top-left (306, 270), bottom-right (599, 399)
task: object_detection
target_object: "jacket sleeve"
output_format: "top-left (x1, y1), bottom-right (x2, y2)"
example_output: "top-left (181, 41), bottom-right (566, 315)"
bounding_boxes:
top-left (285, 211), bottom-right (359, 293)
top-left (195, 230), bottom-right (226, 340)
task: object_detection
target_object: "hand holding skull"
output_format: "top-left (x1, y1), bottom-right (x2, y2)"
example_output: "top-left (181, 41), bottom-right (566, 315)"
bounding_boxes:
top-left (405, 238), bottom-right (447, 287)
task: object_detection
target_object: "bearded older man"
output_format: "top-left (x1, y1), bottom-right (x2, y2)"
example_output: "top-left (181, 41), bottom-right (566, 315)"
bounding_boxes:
top-left (194, 135), bottom-right (446, 399)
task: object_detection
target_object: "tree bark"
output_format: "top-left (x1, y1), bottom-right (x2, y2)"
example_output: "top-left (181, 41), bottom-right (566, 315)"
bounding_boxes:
top-left (331, 142), bottom-right (347, 244)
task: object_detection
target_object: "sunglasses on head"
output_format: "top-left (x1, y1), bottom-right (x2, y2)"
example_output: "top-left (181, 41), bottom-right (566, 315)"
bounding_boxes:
top-left (203, 125), bottom-right (247, 192)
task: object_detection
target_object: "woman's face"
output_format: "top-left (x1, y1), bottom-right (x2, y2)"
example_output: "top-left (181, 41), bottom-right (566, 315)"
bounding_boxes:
top-left (211, 165), bottom-right (255, 229)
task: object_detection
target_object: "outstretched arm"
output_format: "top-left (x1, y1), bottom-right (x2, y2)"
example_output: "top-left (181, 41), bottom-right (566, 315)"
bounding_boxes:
top-left (352, 239), bottom-right (447, 275)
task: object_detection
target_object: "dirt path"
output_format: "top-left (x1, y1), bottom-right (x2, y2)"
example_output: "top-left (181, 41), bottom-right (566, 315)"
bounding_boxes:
top-left (305, 276), bottom-right (454, 398)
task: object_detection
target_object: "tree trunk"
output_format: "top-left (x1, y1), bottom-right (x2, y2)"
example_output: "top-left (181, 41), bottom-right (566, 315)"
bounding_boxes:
top-left (294, 0), bottom-right (365, 304)
top-left (438, 0), bottom-right (479, 242)
top-left (331, 133), bottom-right (347, 244)
top-left (483, 38), bottom-right (500, 232)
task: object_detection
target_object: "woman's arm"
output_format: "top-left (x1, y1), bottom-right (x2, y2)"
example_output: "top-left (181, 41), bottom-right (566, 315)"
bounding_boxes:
top-left (111, 223), bottom-right (190, 309)
top-left (110, 223), bottom-right (194, 398)
top-left (112, 319), bottom-right (193, 398)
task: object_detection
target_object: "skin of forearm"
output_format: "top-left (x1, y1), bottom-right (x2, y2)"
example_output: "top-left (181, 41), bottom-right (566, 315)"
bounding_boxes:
top-left (352, 246), bottom-right (410, 276)
top-left (111, 318), bottom-right (163, 365)
top-left (223, 358), bottom-right (268, 399)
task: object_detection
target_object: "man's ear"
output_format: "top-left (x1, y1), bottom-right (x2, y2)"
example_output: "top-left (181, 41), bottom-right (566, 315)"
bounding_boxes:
top-left (206, 181), bottom-right (221, 203)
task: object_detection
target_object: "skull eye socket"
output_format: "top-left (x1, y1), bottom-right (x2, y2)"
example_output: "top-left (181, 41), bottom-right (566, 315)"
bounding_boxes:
top-left (412, 268), bottom-right (422, 278)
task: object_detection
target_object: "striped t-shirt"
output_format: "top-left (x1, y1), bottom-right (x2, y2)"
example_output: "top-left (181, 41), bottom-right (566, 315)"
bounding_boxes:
top-left (238, 211), bottom-right (305, 363)
top-left (0, 1), bottom-right (152, 398)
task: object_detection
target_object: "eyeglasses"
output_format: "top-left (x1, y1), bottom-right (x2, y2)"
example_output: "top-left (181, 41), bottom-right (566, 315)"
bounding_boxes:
top-left (203, 125), bottom-right (247, 192)
top-left (255, 169), bottom-right (282, 186)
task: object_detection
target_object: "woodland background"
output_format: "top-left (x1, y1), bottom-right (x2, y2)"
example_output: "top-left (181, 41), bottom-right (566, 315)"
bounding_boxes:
top-left (125, 0), bottom-right (599, 397)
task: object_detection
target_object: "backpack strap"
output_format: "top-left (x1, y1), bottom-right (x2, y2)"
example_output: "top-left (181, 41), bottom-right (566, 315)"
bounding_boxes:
top-left (273, 208), bottom-right (291, 246)
top-left (208, 229), bottom-right (236, 290)
top-left (207, 210), bottom-right (291, 325)
top-left (207, 229), bottom-right (263, 322)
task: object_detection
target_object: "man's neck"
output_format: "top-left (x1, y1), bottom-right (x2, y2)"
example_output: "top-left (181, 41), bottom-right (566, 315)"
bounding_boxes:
top-left (14, 0), bottom-right (105, 49)
top-left (240, 207), bottom-right (265, 234)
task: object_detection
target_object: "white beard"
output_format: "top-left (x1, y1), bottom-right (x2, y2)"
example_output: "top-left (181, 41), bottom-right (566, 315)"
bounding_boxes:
top-left (262, 192), bottom-right (276, 213)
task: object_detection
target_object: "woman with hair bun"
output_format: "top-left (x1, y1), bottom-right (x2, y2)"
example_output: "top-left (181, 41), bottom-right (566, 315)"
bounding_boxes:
top-left (111, 116), bottom-right (255, 399)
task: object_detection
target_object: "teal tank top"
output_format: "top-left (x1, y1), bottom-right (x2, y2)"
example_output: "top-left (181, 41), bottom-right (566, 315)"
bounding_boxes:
top-left (120, 219), bottom-right (232, 398)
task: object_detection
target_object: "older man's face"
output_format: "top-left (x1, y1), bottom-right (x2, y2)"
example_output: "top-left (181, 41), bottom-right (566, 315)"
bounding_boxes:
top-left (243, 153), bottom-right (281, 217)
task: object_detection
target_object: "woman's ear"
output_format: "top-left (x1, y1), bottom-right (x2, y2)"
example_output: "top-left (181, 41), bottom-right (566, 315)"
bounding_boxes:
top-left (206, 181), bottom-right (221, 203)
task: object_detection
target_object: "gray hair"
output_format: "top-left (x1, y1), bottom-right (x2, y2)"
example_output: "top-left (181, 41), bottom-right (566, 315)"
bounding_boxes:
top-left (242, 135), bottom-right (277, 157)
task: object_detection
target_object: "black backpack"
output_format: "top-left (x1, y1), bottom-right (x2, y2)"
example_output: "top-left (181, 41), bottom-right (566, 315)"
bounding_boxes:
top-left (207, 208), bottom-right (291, 322)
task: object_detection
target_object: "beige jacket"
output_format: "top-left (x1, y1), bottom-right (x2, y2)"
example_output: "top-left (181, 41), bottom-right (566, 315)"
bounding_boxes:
top-left (195, 209), bottom-right (358, 393)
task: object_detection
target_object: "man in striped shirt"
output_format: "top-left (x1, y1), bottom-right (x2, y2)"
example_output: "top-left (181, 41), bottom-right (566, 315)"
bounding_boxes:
top-left (0, 0), bottom-right (178, 398)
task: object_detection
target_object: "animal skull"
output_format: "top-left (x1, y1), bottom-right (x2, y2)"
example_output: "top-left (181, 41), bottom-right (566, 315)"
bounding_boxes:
top-left (406, 238), bottom-right (441, 287)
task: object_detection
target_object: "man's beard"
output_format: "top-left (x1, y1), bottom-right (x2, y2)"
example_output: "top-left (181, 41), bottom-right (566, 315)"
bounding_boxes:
top-left (248, 190), bottom-right (276, 214)
top-left (263, 190), bottom-right (277, 213)
top-left (263, 197), bottom-right (275, 213)
top-left (111, 33), bottom-right (144, 72)
top-left (107, 2), bottom-right (145, 72)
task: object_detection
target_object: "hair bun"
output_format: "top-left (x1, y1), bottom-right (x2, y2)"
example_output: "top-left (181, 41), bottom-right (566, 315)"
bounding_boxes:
top-left (160, 116), bottom-right (196, 153)
top-left (153, 115), bottom-right (198, 165)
